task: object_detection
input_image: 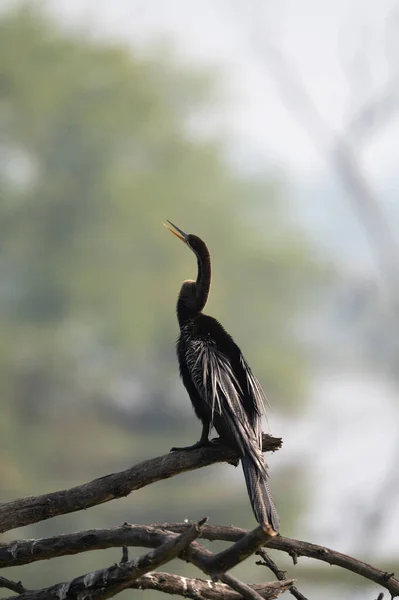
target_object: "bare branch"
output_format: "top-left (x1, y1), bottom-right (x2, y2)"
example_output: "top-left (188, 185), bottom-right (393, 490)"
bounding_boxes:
top-left (2, 520), bottom-right (206, 600)
top-left (220, 573), bottom-right (267, 600)
top-left (172, 533), bottom-right (277, 600)
top-left (1, 521), bottom-right (290, 600)
top-left (256, 548), bottom-right (309, 600)
top-left (0, 523), bottom-right (171, 568)
top-left (160, 523), bottom-right (399, 597)
top-left (0, 433), bottom-right (281, 534)
top-left (2, 522), bottom-right (398, 596)
top-left (128, 572), bottom-right (294, 599)
top-left (0, 576), bottom-right (26, 595)
top-left (207, 524), bottom-right (276, 574)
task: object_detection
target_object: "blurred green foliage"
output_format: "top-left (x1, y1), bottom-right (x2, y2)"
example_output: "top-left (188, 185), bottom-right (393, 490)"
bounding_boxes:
top-left (0, 3), bottom-right (318, 596)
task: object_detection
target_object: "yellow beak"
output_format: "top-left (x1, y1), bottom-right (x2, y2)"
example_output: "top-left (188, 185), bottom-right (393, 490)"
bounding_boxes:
top-left (163, 220), bottom-right (188, 243)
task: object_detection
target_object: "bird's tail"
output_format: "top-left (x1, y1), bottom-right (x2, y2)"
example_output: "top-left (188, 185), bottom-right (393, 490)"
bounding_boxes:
top-left (241, 455), bottom-right (280, 532)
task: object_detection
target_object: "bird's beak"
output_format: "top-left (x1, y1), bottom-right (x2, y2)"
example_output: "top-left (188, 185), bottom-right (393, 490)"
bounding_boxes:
top-left (164, 220), bottom-right (189, 243)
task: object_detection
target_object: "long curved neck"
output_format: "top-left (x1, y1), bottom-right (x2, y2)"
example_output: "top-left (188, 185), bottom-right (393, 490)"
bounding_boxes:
top-left (176, 236), bottom-right (212, 326)
top-left (195, 245), bottom-right (211, 313)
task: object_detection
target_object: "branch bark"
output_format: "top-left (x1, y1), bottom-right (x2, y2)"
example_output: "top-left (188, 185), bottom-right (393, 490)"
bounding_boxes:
top-left (219, 573), bottom-right (269, 600)
top-left (161, 523), bottom-right (399, 597)
top-left (0, 434), bottom-right (281, 534)
top-left (1, 521), bottom-right (287, 600)
top-left (0, 576), bottom-right (26, 595)
top-left (1, 522), bottom-right (398, 596)
top-left (206, 524), bottom-right (276, 575)
top-left (1, 437), bottom-right (396, 598)
top-left (127, 572), bottom-right (294, 599)
top-left (2, 520), bottom-right (206, 600)
top-left (256, 548), bottom-right (309, 600)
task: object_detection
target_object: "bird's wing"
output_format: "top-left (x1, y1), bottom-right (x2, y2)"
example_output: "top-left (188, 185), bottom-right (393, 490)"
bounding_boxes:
top-left (186, 339), bottom-right (266, 473)
top-left (239, 354), bottom-right (268, 440)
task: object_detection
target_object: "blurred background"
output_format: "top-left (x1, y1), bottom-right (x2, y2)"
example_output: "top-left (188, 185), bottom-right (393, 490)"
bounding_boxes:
top-left (1, 1), bottom-right (399, 598)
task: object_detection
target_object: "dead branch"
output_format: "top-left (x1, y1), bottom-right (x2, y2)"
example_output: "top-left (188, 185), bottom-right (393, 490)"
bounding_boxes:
top-left (256, 548), bottom-right (309, 600)
top-left (0, 522), bottom-right (270, 573)
top-left (0, 433), bottom-right (281, 534)
top-left (166, 532), bottom-right (275, 600)
top-left (206, 524), bottom-right (276, 574)
top-left (0, 432), bottom-right (396, 598)
top-left (127, 572), bottom-right (294, 599)
top-left (2, 520), bottom-right (206, 600)
top-left (0, 524), bottom-right (172, 568)
top-left (2, 522), bottom-right (398, 596)
top-left (0, 576), bottom-right (26, 595)
top-left (1, 522), bottom-right (285, 600)
top-left (219, 573), bottom-right (268, 600)
top-left (161, 523), bottom-right (399, 597)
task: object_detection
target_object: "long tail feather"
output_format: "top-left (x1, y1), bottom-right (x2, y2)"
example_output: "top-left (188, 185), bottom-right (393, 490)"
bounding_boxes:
top-left (241, 455), bottom-right (280, 532)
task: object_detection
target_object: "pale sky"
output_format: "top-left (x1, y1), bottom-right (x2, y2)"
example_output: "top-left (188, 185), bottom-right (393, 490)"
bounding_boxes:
top-left (45, 0), bottom-right (399, 186)
top-left (39, 0), bottom-right (399, 269)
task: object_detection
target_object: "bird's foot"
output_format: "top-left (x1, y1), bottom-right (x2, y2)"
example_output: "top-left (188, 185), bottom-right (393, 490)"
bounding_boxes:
top-left (170, 437), bottom-right (224, 452)
top-left (170, 439), bottom-right (211, 452)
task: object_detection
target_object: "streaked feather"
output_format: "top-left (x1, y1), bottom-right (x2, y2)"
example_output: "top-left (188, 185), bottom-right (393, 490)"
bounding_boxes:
top-left (185, 339), bottom-right (267, 475)
top-left (182, 335), bottom-right (279, 529)
top-left (242, 456), bottom-right (280, 531)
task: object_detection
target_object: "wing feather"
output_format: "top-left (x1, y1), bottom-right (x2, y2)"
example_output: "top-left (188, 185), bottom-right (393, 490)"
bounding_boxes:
top-left (182, 333), bottom-right (279, 529)
top-left (240, 354), bottom-right (270, 441)
top-left (185, 339), bottom-right (266, 474)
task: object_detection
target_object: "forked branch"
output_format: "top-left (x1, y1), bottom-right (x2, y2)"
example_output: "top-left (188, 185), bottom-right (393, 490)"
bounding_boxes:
top-left (1, 439), bottom-right (397, 598)
top-left (2, 520), bottom-right (206, 600)
top-left (1, 523), bottom-right (398, 596)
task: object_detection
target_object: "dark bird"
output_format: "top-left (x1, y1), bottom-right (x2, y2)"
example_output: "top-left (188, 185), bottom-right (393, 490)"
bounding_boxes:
top-left (165, 220), bottom-right (280, 532)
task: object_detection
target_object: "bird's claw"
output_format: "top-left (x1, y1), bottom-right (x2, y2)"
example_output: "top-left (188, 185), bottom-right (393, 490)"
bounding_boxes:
top-left (170, 439), bottom-right (210, 452)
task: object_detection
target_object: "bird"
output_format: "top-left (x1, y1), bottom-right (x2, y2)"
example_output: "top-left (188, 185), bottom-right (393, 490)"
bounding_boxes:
top-left (164, 220), bottom-right (280, 532)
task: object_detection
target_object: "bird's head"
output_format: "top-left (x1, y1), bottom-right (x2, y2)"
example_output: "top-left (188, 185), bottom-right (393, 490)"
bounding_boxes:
top-left (163, 220), bottom-right (207, 258)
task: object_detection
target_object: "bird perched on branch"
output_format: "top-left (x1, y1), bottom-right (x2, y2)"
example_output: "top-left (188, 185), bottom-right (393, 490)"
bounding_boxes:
top-left (165, 221), bottom-right (280, 532)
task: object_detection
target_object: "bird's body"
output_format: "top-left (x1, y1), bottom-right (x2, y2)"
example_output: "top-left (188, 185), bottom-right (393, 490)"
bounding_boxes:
top-left (178, 314), bottom-right (259, 450)
top-left (165, 222), bottom-right (280, 532)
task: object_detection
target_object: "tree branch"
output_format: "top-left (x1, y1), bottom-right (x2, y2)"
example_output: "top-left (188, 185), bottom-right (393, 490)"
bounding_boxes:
top-left (206, 524), bottom-right (276, 575)
top-left (127, 572), bottom-right (294, 599)
top-left (0, 576), bottom-right (26, 595)
top-left (0, 434), bottom-right (281, 534)
top-left (2, 520), bottom-right (206, 600)
top-left (219, 573), bottom-right (266, 600)
top-left (160, 523), bottom-right (399, 597)
top-left (256, 548), bottom-right (309, 600)
top-left (0, 523), bottom-right (172, 568)
top-left (2, 522), bottom-right (398, 596)
top-left (166, 532), bottom-right (275, 600)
